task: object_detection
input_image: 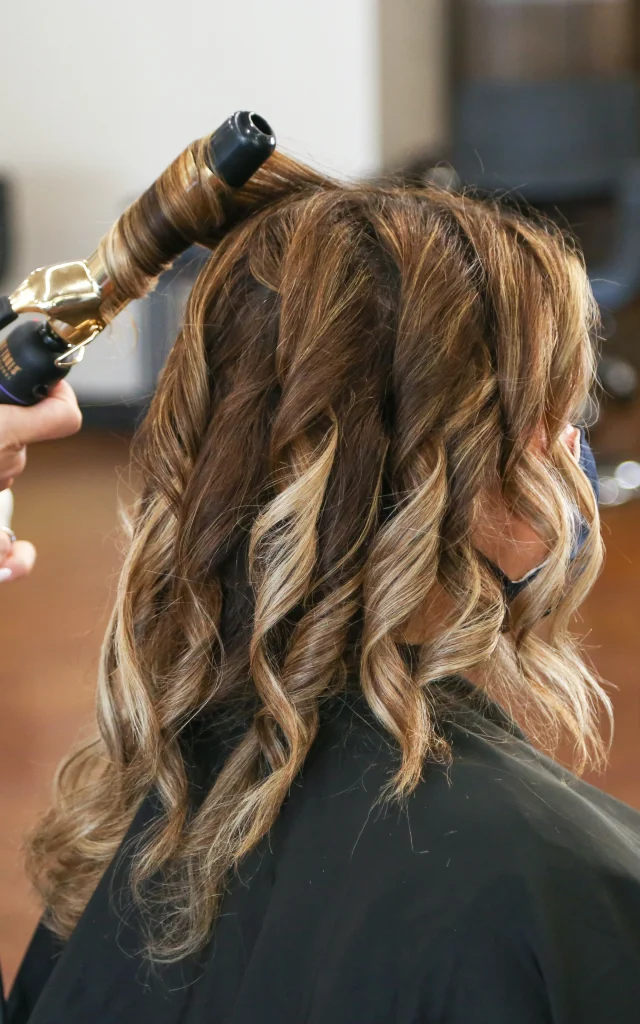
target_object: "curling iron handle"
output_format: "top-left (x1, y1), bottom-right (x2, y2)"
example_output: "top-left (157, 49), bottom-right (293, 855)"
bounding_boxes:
top-left (0, 322), bottom-right (72, 406)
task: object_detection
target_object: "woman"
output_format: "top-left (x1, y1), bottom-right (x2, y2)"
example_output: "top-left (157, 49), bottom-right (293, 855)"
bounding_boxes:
top-left (6, 155), bottom-right (640, 1022)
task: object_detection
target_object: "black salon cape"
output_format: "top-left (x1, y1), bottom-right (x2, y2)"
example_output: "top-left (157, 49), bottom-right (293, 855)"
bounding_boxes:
top-left (8, 676), bottom-right (640, 1024)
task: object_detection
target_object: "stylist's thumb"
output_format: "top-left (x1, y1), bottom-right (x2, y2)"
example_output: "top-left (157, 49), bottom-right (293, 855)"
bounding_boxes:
top-left (1, 379), bottom-right (83, 447)
top-left (0, 540), bottom-right (36, 583)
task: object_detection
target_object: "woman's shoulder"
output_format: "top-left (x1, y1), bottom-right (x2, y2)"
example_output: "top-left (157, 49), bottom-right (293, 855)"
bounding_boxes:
top-left (285, 688), bottom-right (640, 1019)
top-left (307, 684), bottom-right (640, 888)
top-left (441, 701), bottom-right (639, 850)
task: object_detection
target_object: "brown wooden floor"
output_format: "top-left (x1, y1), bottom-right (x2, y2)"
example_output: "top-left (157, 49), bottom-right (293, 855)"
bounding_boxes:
top-left (0, 432), bottom-right (131, 984)
top-left (0, 428), bottom-right (639, 985)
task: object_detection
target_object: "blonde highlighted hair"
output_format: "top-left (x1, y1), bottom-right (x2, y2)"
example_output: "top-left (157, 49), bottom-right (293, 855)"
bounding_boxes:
top-left (28, 149), bottom-right (608, 960)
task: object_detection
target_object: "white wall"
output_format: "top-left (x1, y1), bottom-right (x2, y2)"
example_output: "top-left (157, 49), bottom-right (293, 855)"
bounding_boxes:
top-left (0, 0), bottom-right (379, 399)
top-left (0, 0), bottom-right (447, 401)
top-left (379, 0), bottom-right (449, 169)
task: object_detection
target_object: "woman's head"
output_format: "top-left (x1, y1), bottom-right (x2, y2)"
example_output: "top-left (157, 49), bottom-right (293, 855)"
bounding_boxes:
top-left (29, 151), bottom-right (607, 960)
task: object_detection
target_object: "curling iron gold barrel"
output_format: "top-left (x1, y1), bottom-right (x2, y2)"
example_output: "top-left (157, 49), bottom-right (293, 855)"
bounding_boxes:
top-left (0, 111), bottom-right (275, 405)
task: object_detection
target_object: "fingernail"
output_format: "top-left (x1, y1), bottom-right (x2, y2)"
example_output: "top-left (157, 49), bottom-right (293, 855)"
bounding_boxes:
top-left (0, 567), bottom-right (12, 582)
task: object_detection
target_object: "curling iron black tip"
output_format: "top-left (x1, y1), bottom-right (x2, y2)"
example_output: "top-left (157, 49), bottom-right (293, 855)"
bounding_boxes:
top-left (208, 111), bottom-right (276, 188)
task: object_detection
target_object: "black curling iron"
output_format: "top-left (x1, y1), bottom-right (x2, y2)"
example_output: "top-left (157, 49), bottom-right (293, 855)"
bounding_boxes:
top-left (0, 111), bottom-right (275, 406)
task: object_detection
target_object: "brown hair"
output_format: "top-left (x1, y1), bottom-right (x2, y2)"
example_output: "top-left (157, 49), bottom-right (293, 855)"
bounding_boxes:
top-left (28, 149), bottom-right (608, 961)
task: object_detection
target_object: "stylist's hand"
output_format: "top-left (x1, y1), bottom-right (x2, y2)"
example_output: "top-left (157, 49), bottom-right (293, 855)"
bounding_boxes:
top-left (0, 380), bottom-right (82, 582)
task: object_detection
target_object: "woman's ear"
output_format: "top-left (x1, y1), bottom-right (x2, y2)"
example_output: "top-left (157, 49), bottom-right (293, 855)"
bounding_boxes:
top-left (471, 422), bottom-right (580, 583)
top-left (560, 423), bottom-right (581, 461)
top-left (472, 487), bottom-right (550, 584)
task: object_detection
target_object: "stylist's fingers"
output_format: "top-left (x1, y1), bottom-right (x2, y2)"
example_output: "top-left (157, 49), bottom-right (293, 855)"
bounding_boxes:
top-left (0, 445), bottom-right (26, 489)
top-left (0, 528), bottom-right (14, 562)
top-left (0, 379), bottom-right (82, 450)
top-left (0, 540), bottom-right (36, 582)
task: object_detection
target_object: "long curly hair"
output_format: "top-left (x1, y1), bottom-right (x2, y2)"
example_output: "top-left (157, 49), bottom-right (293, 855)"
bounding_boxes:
top-left (27, 148), bottom-right (608, 961)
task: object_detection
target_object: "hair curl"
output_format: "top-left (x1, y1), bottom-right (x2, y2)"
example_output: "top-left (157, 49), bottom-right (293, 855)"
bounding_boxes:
top-left (27, 150), bottom-right (609, 961)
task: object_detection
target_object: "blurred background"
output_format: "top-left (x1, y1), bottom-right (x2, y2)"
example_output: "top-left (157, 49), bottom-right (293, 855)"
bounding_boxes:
top-left (1, 0), bottom-right (639, 983)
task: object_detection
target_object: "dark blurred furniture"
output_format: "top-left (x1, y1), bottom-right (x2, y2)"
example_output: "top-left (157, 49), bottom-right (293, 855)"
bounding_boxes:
top-left (453, 0), bottom-right (640, 311)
